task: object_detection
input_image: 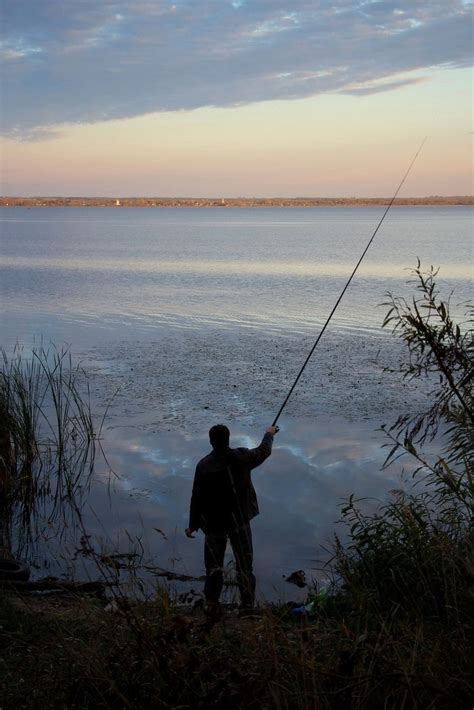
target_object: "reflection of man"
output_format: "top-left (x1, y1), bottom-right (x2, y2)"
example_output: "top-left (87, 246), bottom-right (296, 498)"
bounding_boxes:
top-left (186, 424), bottom-right (278, 613)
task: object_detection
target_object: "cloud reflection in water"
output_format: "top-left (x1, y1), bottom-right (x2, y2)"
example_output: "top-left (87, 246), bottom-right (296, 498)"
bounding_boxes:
top-left (80, 416), bottom-right (406, 601)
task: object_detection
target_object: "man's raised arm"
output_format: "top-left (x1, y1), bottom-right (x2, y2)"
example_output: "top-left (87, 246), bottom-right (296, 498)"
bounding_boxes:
top-left (237, 425), bottom-right (279, 469)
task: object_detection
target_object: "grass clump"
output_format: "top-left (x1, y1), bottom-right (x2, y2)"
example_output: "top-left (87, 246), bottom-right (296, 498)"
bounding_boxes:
top-left (0, 344), bottom-right (102, 557)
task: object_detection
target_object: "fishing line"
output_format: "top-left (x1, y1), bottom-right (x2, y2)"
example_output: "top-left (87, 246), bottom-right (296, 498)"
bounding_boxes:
top-left (272, 137), bottom-right (427, 427)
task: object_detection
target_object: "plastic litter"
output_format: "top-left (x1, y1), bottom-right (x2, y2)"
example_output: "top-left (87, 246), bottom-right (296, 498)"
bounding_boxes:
top-left (290, 590), bottom-right (329, 616)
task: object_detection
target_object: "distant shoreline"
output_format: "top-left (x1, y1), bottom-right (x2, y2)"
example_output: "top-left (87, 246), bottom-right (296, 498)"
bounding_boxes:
top-left (1, 196), bottom-right (472, 208)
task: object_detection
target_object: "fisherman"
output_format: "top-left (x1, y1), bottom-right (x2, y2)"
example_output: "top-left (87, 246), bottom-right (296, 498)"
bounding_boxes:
top-left (185, 424), bottom-right (278, 614)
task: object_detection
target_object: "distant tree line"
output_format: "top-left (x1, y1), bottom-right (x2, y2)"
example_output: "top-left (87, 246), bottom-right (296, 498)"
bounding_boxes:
top-left (1, 196), bottom-right (473, 208)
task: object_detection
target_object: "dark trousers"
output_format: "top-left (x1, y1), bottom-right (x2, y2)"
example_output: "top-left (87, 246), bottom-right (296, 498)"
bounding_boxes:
top-left (204, 522), bottom-right (256, 608)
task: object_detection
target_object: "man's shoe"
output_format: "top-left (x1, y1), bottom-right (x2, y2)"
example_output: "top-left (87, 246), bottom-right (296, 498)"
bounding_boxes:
top-left (205, 601), bottom-right (223, 621)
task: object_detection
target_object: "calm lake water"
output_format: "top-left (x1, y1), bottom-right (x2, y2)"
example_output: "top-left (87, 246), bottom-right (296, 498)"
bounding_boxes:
top-left (0, 207), bottom-right (472, 599)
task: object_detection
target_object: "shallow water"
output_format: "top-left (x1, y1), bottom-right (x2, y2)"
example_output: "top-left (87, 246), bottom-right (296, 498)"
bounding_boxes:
top-left (1, 206), bottom-right (471, 599)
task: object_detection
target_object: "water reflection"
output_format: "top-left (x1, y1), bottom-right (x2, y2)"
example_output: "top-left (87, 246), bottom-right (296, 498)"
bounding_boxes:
top-left (1, 254), bottom-right (471, 280)
top-left (70, 416), bottom-right (406, 602)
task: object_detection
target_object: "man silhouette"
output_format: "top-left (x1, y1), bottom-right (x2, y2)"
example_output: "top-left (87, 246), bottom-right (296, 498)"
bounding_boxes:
top-left (186, 424), bottom-right (278, 613)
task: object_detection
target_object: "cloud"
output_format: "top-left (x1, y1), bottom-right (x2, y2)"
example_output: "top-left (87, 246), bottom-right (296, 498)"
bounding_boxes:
top-left (1, 0), bottom-right (472, 138)
top-left (341, 75), bottom-right (428, 95)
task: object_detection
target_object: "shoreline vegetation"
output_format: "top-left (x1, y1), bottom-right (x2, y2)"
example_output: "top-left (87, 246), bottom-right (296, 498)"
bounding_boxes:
top-left (1, 265), bottom-right (472, 708)
top-left (1, 195), bottom-right (473, 208)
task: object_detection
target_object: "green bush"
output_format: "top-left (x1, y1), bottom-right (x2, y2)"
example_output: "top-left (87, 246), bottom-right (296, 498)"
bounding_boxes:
top-left (334, 263), bottom-right (473, 624)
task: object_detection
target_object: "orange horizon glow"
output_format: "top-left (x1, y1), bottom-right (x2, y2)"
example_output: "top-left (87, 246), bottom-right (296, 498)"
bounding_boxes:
top-left (1, 68), bottom-right (472, 198)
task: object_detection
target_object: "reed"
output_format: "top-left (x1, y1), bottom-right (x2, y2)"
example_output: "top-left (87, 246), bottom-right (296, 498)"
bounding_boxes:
top-left (0, 343), bottom-right (100, 557)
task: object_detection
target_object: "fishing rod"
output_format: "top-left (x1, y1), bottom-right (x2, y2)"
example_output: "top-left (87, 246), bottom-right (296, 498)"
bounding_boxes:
top-left (272, 137), bottom-right (427, 428)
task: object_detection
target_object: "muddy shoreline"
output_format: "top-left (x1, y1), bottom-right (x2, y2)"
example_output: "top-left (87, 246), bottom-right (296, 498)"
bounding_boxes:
top-left (82, 326), bottom-right (431, 434)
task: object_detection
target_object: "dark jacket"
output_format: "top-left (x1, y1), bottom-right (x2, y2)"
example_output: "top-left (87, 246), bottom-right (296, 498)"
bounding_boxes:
top-left (188, 432), bottom-right (273, 533)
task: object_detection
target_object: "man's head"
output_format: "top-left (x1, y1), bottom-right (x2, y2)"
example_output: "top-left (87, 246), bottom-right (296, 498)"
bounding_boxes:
top-left (209, 424), bottom-right (230, 450)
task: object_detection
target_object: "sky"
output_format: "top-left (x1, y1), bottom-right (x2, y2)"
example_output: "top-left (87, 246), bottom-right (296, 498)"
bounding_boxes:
top-left (1, 0), bottom-right (472, 197)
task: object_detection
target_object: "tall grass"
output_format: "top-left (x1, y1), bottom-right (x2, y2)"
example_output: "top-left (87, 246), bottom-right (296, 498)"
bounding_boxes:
top-left (0, 343), bottom-right (101, 557)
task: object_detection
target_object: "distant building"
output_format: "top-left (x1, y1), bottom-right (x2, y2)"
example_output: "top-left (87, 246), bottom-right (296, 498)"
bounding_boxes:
top-left (115, 199), bottom-right (121, 206)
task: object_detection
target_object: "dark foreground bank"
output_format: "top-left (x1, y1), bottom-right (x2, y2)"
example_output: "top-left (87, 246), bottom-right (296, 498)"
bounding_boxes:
top-left (1, 562), bottom-right (472, 710)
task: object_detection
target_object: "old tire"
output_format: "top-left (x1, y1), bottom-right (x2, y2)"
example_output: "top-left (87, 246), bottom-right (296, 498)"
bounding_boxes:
top-left (0, 558), bottom-right (31, 582)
